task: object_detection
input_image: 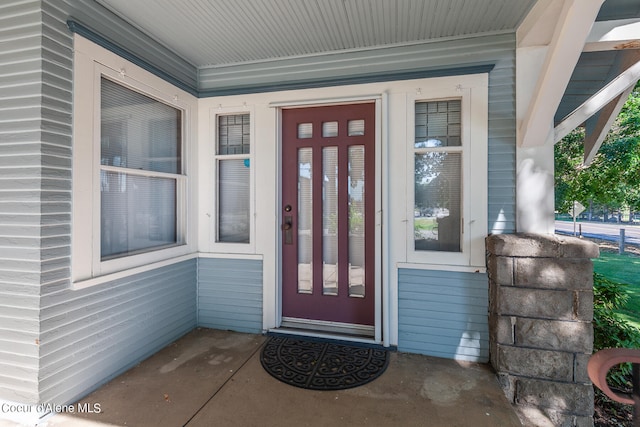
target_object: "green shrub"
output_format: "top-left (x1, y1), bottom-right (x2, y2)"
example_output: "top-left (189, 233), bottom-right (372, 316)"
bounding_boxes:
top-left (593, 272), bottom-right (640, 387)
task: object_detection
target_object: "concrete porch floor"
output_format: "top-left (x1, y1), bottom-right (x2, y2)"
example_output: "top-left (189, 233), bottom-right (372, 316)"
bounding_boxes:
top-left (39, 328), bottom-right (521, 427)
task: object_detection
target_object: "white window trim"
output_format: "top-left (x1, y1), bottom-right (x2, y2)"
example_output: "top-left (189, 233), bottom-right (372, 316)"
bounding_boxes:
top-left (209, 106), bottom-right (256, 254)
top-left (405, 78), bottom-right (488, 268)
top-left (71, 35), bottom-right (197, 285)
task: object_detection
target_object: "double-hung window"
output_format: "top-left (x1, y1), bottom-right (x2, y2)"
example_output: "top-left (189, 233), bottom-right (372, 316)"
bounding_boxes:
top-left (72, 35), bottom-right (195, 284)
top-left (100, 78), bottom-right (184, 259)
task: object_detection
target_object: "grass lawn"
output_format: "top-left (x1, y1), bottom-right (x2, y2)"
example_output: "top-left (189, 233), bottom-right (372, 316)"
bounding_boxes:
top-left (414, 217), bottom-right (437, 231)
top-left (593, 251), bottom-right (640, 330)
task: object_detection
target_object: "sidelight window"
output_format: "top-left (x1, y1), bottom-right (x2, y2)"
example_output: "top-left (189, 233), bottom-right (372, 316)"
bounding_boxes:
top-left (215, 114), bottom-right (251, 244)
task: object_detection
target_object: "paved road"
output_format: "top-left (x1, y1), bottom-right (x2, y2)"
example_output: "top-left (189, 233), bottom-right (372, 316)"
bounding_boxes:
top-left (555, 220), bottom-right (640, 246)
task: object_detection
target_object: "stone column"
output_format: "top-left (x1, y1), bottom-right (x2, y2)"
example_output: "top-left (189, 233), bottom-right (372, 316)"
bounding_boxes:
top-left (486, 233), bottom-right (599, 426)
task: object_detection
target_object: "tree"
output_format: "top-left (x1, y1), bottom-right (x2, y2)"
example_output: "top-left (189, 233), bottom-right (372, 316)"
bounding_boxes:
top-left (555, 82), bottom-right (640, 218)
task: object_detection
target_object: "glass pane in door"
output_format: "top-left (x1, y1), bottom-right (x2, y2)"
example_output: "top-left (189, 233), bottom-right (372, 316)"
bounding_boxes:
top-left (348, 146), bottom-right (365, 297)
top-left (297, 148), bottom-right (313, 294)
top-left (322, 147), bottom-right (338, 296)
top-left (414, 152), bottom-right (462, 252)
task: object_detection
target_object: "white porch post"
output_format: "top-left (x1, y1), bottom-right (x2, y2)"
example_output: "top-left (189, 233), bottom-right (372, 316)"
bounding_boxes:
top-left (516, 142), bottom-right (555, 234)
top-left (515, 43), bottom-right (556, 234)
top-left (515, 0), bottom-right (604, 233)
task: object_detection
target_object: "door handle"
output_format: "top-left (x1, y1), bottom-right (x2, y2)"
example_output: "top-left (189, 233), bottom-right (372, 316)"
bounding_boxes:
top-left (282, 215), bottom-right (293, 245)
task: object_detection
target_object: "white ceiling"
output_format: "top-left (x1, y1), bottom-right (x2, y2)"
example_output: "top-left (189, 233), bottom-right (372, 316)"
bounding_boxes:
top-left (96, 0), bottom-right (537, 69)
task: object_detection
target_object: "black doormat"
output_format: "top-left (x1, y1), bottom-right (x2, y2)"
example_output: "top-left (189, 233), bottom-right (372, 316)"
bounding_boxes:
top-left (260, 335), bottom-right (389, 390)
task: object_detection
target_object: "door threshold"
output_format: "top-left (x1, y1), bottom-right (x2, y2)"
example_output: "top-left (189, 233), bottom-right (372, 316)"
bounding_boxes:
top-left (281, 317), bottom-right (374, 337)
top-left (269, 327), bottom-right (384, 347)
top-left (276, 317), bottom-right (380, 346)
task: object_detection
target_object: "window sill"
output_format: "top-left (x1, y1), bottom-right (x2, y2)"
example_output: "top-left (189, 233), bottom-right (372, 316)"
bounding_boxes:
top-left (199, 252), bottom-right (263, 261)
top-left (72, 253), bottom-right (198, 290)
top-left (396, 262), bottom-right (486, 274)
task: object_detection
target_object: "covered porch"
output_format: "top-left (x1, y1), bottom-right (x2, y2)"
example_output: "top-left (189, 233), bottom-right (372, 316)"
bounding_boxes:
top-left (2, 0), bottom-right (640, 426)
top-left (26, 329), bottom-right (521, 427)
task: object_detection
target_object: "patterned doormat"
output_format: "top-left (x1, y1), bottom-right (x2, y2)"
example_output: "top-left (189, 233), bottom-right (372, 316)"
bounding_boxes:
top-left (260, 335), bottom-right (389, 390)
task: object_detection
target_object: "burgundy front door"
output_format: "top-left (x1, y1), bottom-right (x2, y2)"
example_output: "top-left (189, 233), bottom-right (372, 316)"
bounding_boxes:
top-left (281, 103), bottom-right (375, 326)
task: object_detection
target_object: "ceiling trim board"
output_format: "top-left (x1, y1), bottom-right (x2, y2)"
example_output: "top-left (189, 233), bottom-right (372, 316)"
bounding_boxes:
top-left (197, 65), bottom-right (495, 98)
top-left (67, 19), bottom-right (199, 97)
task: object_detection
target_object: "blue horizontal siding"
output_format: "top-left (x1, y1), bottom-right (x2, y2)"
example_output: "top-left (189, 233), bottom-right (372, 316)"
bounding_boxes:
top-left (488, 49), bottom-right (516, 234)
top-left (0, 0), bottom-right (48, 404)
top-left (20, 0), bottom-right (201, 406)
top-left (197, 258), bottom-right (263, 334)
top-left (398, 269), bottom-right (489, 362)
top-left (39, 260), bottom-right (197, 404)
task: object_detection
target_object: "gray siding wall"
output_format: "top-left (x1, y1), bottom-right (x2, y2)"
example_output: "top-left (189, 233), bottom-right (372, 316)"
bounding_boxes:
top-left (398, 269), bottom-right (489, 362)
top-left (198, 258), bottom-right (263, 334)
top-left (0, 0), bottom-right (43, 404)
top-left (37, 0), bottom-right (199, 405)
top-left (394, 39), bottom-right (514, 362)
top-left (396, 47), bottom-right (515, 361)
top-left (0, 0), bottom-right (199, 406)
top-left (39, 260), bottom-right (197, 405)
top-left (488, 52), bottom-right (517, 234)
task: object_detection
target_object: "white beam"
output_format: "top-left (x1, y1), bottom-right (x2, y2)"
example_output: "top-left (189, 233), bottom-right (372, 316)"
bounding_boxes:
top-left (518, 0), bottom-right (604, 148)
top-left (584, 18), bottom-right (640, 52)
top-left (583, 85), bottom-right (634, 165)
top-left (554, 59), bottom-right (640, 143)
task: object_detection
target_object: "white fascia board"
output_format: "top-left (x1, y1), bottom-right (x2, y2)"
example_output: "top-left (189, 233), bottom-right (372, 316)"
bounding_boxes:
top-left (517, 0), bottom-right (604, 148)
top-left (584, 18), bottom-right (640, 52)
